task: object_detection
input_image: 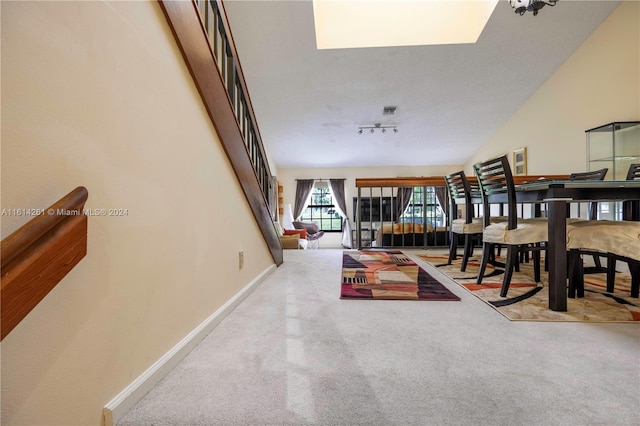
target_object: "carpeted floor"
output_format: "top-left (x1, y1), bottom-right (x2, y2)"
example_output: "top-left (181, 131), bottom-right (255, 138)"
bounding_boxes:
top-left (118, 249), bottom-right (640, 425)
top-left (341, 250), bottom-right (460, 301)
top-left (418, 253), bottom-right (640, 322)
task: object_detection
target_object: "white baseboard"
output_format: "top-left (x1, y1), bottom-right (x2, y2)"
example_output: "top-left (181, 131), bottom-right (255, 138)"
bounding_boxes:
top-left (102, 264), bottom-right (276, 426)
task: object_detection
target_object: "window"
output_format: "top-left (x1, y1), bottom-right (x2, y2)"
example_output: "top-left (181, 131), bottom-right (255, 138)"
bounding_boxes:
top-left (300, 185), bottom-right (343, 232)
top-left (400, 186), bottom-right (445, 227)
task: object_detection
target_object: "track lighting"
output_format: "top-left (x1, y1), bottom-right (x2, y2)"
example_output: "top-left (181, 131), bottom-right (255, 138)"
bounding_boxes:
top-left (509, 0), bottom-right (557, 16)
top-left (358, 123), bottom-right (398, 135)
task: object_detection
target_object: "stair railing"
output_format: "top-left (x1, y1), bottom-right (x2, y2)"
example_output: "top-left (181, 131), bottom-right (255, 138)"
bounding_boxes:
top-left (160, 0), bottom-right (282, 265)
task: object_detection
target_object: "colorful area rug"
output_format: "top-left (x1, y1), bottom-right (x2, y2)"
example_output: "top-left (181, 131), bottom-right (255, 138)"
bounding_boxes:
top-left (418, 253), bottom-right (640, 322)
top-left (341, 251), bottom-right (460, 301)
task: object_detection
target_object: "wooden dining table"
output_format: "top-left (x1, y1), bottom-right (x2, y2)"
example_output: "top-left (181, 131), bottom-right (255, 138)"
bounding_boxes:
top-left (494, 180), bottom-right (640, 311)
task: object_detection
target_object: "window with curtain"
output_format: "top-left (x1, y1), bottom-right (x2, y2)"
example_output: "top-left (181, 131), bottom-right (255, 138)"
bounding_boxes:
top-left (300, 183), bottom-right (343, 232)
top-left (399, 186), bottom-right (446, 226)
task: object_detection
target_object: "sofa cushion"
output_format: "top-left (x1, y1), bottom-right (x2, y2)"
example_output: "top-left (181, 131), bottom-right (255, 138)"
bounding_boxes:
top-left (279, 234), bottom-right (299, 249)
top-left (284, 229), bottom-right (307, 239)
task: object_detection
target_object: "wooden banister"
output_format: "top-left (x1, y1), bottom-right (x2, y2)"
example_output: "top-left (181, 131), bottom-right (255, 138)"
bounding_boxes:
top-left (356, 175), bottom-right (571, 188)
top-left (1, 187), bottom-right (89, 340)
top-left (159, 0), bottom-right (282, 266)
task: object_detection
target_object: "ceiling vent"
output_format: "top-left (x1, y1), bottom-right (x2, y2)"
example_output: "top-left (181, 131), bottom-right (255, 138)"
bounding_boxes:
top-left (383, 106), bottom-right (397, 115)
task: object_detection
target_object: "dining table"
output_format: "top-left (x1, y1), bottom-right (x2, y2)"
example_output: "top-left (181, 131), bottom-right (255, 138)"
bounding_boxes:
top-left (496, 179), bottom-right (640, 311)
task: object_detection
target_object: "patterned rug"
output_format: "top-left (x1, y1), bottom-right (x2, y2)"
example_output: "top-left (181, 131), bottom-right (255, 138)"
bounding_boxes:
top-left (418, 253), bottom-right (640, 322)
top-left (341, 251), bottom-right (460, 301)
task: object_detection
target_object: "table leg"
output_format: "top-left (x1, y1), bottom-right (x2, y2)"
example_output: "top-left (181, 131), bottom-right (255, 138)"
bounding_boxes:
top-left (548, 199), bottom-right (568, 311)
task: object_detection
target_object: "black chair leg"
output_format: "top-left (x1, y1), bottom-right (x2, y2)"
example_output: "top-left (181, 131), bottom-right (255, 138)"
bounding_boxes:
top-left (577, 252), bottom-right (585, 298)
top-left (629, 260), bottom-right (640, 298)
top-left (568, 250), bottom-right (576, 298)
top-left (514, 245), bottom-right (521, 273)
top-left (592, 254), bottom-right (603, 271)
top-left (461, 234), bottom-right (474, 272)
top-left (477, 242), bottom-right (492, 284)
top-left (500, 245), bottom-right (518, 297)
top-left (568, 249), bottom-right (583, 298)
top-left (606, 257), bottom-right (616, 293)
top-left (532, 245), bottom-right (541, 283)
top-left (448, 232), bottom-right (458, 265)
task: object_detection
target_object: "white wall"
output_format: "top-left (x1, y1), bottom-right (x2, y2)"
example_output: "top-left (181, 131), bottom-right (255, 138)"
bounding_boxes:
top-left (278, 164), bottom-right (462, 247)
top-left (1, 1), bottom-right (274, 424)
top-left (464, 1), bottom-right (639, 174)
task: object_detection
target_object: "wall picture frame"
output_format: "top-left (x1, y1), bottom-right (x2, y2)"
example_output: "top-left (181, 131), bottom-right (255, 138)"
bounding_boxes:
top-left (513, 147), bottom-right (527, 175)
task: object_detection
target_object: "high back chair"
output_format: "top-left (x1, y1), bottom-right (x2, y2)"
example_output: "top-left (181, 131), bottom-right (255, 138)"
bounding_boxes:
top-left (445, 171), bottom-right (483, 271)
top-left (627, 163), bottom-right (640, 180)
top-left (569, 168), bottom-right (608, 220)
top-left (624, 164), bottom-right (640, 220)
top-left (567, 163), bottom-right (640, 298)
top-left (474, 155), bottom-right (548, 297)
top-left (569, 168), bottom-right (608, 270)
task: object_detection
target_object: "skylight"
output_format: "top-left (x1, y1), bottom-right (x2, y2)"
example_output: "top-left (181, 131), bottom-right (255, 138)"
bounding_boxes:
top-left (313, 0), bottom-right (499, 49)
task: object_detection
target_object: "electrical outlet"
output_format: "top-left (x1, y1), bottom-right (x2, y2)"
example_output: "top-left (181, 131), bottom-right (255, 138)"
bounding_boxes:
top-left (239, 250), bottom-right (244, 269)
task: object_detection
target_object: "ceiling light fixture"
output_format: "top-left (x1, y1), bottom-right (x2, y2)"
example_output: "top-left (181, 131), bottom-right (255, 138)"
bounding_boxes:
top-left (358, 123), bottom-right (398, 135)
top-left (509, 0), bottom-right (557, 16)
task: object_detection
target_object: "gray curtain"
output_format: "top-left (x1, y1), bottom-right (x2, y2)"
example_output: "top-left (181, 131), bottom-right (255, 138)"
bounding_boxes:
top-left (294, 179), bottom-right (315, 219)
top-left (434, 186), bottom-right (449, 224)
top-left (328, 179), bottom-right (352, 248)
top-left (395, 187), bottom-right (413, 221)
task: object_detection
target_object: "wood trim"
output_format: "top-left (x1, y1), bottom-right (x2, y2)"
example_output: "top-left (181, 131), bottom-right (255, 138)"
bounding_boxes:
top-left (511, 175), bottom-right (571, 184)
top-left (1, 187), bottom-right (89, 340)
top-left (356, 177), bottom-right (447, 188)
top-left (355, 175), bottom-right (571, 188)
top-left (159, 0), bottom-right (282, 266)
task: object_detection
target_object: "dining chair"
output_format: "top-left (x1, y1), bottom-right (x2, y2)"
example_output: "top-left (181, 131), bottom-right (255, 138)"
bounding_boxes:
top-left (627, 164), bottom-right (640, 179)
top-left (445, 171), bottom-right (483, 271)
top-left (569, 168), bottom-right (608, 219)
top-left (624, 164), bottom-right (640, 220)
top-left (567, 163), bottom-right (640, 298)
top-left (474, 155), bottom-right (548, 297)
top-left (569, 168), bottom-right (608, 270)
top-left (567, 221), bottom-right (640, 298)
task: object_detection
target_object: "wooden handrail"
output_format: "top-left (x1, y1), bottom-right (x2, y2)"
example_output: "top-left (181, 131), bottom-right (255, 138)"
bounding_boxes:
top-left (1, 187), bottom-right (89, 340)
top-left (356, 177), bottom-right (446, 188)
top-left (356, 175), bottom-right (571, 188)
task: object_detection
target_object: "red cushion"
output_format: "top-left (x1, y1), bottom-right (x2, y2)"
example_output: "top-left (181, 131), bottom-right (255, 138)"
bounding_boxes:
top-left (284, 229), bottom-right (307, 239)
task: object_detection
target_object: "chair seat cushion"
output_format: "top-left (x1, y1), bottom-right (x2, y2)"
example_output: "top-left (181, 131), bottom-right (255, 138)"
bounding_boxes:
top-left (567, 220), bottom-right (640, 259)
top-left (451, 216), bottom-right (508, 235)
top-left (489, 216), bottom-right (509, 223)
top-left (483, 218), bottom-right (548, 245)
top-left (452, 218), bottom-right (483, 234)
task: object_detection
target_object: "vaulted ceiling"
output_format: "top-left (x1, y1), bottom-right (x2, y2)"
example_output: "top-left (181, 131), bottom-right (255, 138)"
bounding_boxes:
top-left (223, 0), bottom-right (620, 168)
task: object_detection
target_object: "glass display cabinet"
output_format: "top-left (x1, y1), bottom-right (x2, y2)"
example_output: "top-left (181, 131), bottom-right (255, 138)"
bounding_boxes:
top-left (587, 121), bottom-right (640, 180)
top-left (586, 121), bottom-right (640, 220)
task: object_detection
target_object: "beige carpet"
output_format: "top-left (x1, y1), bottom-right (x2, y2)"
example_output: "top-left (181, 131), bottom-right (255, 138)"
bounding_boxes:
top-left (418, 253), bottom-right (640, 322)
top-left (118, 249), bottom-right (640, 425)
